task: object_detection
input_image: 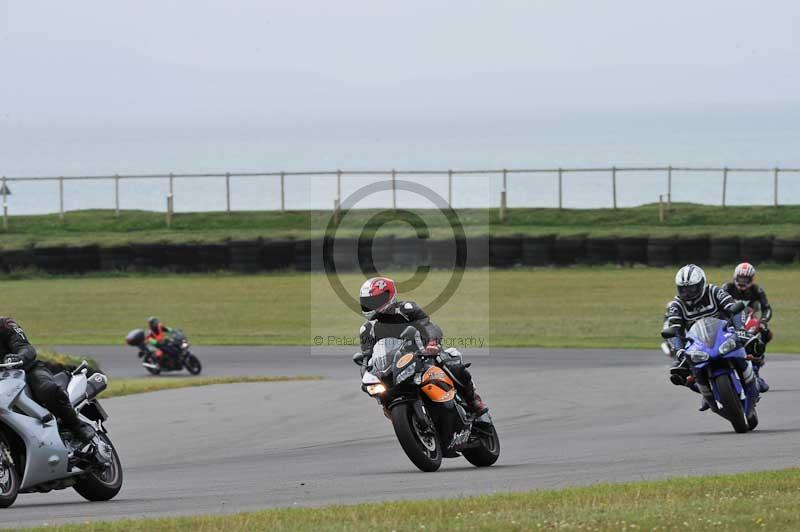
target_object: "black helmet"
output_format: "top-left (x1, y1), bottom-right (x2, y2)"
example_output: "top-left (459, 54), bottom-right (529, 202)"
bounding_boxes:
top-left (147, 316), bottom-right (160, 331)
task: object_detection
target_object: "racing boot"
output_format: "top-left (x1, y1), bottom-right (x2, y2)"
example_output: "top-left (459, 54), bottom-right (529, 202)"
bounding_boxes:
top-left (698, 397), bottom-right (710, 411)
top-left (467, 393), bottom-right (489, 416)
top-left (758, 377), bottom-right (770, 393)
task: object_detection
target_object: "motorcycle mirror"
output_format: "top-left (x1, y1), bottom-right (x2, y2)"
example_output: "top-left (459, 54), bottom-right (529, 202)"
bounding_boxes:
top-left (399, 326), bottom-right (419, 341)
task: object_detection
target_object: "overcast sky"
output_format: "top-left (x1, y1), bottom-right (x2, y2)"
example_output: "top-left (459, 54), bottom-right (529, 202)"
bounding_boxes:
top-left (1, 0), bottom-right (798, 131)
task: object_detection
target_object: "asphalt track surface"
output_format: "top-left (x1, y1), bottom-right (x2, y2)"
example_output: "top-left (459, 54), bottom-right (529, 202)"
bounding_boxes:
top-left (4, 346), bottom-right (800, 528)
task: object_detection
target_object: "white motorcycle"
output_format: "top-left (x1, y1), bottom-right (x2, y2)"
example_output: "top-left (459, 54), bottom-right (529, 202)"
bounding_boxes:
top-left (0, 359), bottom-right (123, 508)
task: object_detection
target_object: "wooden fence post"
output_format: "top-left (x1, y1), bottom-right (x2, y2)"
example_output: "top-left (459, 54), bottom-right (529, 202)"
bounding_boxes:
top-left (225, 172), bottom-right (231, 213)
top-left (667, 165), bottom-right (672, 210)
top-left (114, 174), bottom-right (120, 216)
top-left (611, 166), bottom-right (617, 209)
top-left (774, 167), bottom-right (780, 207)
top-left (558, 168), bottom-right (563, 209)
top-left (722, 167), bottom-right (728, 207)
top-left (448, 169), bottom-right (453, 208)
top-left (280, 172), bottom-right (285, 212)
top-left (59, 176), bottom-right (64, 221)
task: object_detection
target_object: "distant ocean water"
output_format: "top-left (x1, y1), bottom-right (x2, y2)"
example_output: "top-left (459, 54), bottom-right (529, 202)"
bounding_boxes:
top-left (1, 103), bottom-right (798, 215)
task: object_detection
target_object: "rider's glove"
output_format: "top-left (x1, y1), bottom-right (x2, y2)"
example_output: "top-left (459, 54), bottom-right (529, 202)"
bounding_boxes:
top-left (3, 354), bottom-right (22, 366)
top-left (352, 352), bottom-right (370, 366)
top-left (423, 340), bottom-right (441, 356)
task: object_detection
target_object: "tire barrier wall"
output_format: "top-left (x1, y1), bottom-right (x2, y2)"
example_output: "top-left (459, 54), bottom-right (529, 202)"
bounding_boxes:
top-left (0, 236), bottom-right (794, 274)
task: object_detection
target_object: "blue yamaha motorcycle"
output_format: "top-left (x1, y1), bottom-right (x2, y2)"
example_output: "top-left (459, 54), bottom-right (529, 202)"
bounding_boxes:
top-left (685, 317), bottom-right (759, 433)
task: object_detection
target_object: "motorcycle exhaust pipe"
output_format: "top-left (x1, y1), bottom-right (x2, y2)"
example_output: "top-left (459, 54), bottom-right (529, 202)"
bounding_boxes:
top-left (141, 362), bottom-right (160, 370)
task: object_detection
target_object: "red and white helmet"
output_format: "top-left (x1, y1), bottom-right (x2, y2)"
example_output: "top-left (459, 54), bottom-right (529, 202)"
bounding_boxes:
top-left (734, 262), bottom-right (756, 291)
top-left (359, 277), bottom-right (397, 319)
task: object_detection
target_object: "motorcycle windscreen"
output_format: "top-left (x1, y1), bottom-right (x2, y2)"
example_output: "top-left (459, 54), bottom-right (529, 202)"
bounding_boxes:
top-left (687, 318), bottom-right (726, 349)
top-left (370, 338), bottom-right (404, 376)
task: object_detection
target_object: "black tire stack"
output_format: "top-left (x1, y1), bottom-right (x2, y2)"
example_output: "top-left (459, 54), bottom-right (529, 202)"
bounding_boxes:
top-left (228, 239), bottom-right (262, 273)
top-left (646, 238), bottom-right (677, 267)
top-left (490, 236), bottom-right (523, 268)
top-left (584, 237), bottom-right (618, 265)
top-left (709, 237), bottom-right (740, 266)
top-left (772, 238), bottom-right (800, 264)
top-left (553, 236), bottom-right (585, 266)
top-left (521, 235), bottom-right (554, 266)
top-left (617, 237), bottom-right (648, 265)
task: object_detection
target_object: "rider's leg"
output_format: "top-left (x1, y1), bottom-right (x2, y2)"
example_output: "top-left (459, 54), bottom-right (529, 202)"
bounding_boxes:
top-left (692, 369), bottom-right (714, 411)
top-left (731, 358), bottom-right (760, 402)
top-left (439, 348), bottom-right (488, 415)
top-left (27, 364), bottom-right (96, 445)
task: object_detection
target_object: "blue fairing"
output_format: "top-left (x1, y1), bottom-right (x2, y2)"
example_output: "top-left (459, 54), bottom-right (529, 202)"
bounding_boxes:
top-left (686, 318), bottom-right (755, 416)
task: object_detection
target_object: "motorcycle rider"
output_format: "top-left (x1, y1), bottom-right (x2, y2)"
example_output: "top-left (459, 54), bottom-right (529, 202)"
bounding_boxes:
top-left (146, 316), bottom-right (174, 360)
top-left (352, 277), bottom-right (488, 415)
top-left (661, 264), bottom-right (759, 411)
top-left (722, 262), bottom-right (771, 392)
top-left (0, 317), bottom-right (97, 446)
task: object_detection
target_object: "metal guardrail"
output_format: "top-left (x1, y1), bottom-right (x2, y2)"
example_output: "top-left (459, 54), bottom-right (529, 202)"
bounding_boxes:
top-left (1, 166), bottom-right (799, 226)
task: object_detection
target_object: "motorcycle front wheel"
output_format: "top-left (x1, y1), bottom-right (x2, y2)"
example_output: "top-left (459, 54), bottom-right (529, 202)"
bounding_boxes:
top-left (714, 374), bottom-right (749, 434)
top-left (390, 402), bottom-right (442, 472)
top-left (0, 433), bottom-right (19, 508)
top-left (183, 353), bottom-right (202, 375)
top-left (73, 433), bottom-right (123, 502)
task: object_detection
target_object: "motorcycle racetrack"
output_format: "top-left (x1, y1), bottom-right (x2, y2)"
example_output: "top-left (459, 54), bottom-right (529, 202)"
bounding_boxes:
top-left (4, 346), bottom-right (800, 528)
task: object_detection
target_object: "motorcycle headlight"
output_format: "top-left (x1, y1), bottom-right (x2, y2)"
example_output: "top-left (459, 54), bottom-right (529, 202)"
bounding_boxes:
top-left (366, 383), bottom-right (387, 396)
top-left (181, 341), bottom-right (189, 349)
top-left (688, 349), bottom-right (709, 363)
top-left (718, 338), bottom-right (737, 355)
top-left (395, 364), bottom-right (416, 384)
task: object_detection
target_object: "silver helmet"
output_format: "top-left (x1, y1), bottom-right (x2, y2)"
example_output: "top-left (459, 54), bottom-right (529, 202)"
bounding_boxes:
top-left (675, 264), bottom-right (707, 304)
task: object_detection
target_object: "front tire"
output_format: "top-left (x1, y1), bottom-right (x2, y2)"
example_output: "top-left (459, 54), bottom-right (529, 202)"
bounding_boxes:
top-left (390, 403), bottom-right (442, 472)
top-left (462, 422), bottom-right (500, 467)
top-left (0, 434), bottom-right (19, 508)
top-left (73, 433), bottom-right (123, 502)
top-left (714, 374), bottom-right (749, 433)
top-left (184, 353), bottom-right (202, 375)
top-left (747, 409), bottom-right (759, 431)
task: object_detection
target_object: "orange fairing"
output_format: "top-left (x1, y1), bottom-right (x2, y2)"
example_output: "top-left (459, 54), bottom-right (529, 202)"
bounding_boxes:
top-left (396, 354), bottom-right (414, 368)
top-left (421, 366), bottom-right (455, 402)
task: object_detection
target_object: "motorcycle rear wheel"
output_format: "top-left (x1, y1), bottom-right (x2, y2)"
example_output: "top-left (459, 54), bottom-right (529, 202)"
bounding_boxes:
top-left (184, 353), bottom-right (202, 375)
top-left (462, 422), bottom-right (500, 467)
top-left (390, 403), bottom-right (442, 472)
top-left (73, 433), bottom-right (123, 502)
top-left (143, 354), bottom-right (161, 375)
top-left (714, 374), bottom-right (749, 433)
top-left (0, 434), bottom-right (19, 508)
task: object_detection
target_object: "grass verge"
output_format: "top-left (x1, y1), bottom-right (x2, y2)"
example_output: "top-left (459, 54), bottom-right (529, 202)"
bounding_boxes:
top-left (36, 350), bottom-right (99, 372)
top-left (26, 468), bottom-right (800, 531)
top-left (100, 375), bottom-right (323, 399)
top-left (0, 204), bottom-right (799, 248)
top-left (4, 267), bottom-right (798, 351)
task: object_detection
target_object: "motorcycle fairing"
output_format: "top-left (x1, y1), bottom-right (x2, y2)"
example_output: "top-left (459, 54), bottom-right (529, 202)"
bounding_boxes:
top-left (0, 373), bottom-right (79, 490)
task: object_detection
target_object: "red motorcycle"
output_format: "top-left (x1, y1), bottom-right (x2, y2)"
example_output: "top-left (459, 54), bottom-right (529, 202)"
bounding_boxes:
top-left (737, 307), bottom-right (770, 392)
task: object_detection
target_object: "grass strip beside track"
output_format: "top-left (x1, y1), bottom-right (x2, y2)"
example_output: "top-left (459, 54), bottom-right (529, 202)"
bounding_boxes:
top-left (26, 468), bottom-right (800, 531)
top-left (6, 267), bottom-right (799, 351)
top-left (0, 204), bottom-right (799, 248)
top-left (100, 375), bottom-right (323, 398)
top-left (36, 350), bottom-right (99, 372)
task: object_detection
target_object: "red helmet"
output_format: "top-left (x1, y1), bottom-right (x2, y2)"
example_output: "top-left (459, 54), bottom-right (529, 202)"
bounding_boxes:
top-left (359, 277), bottom-right (397, 319)
top-left (734, 262), bottom-right (756, 291)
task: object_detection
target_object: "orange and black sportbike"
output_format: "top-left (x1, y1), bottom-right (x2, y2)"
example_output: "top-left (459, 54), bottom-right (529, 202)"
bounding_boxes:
top-left (356, 326), bottom-right (500, 472)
